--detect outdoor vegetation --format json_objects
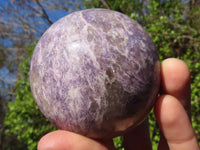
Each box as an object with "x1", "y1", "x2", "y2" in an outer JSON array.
[{"x1": 0, "y1": 0, "x2": 200, "y2": 149}]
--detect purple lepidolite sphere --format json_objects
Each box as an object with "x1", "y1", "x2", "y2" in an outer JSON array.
[{"x1": 30, "y1": 9, "x2": 160, "y2": 139}]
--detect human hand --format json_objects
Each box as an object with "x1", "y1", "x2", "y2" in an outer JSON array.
[{"x1": 38, "y1": 58, "x2": 200, "y2": 150}]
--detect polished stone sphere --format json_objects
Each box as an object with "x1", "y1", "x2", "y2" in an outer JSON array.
[{"x1": 30, "y1": 9, "x2": 160, "y2": 139}]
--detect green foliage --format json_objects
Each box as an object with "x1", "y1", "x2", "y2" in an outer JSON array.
[
  {"x1": 113, "y1": 136, "x2": 124, "y2": 150},
  {"x1": 185, "y1": 51, "x2": 200, "y2": 142},
  {"x1": 4, "y1": 44, "x2": 56, "y2": 150}
]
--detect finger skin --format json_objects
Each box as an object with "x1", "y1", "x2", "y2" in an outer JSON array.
[
  {"x1": 160, "y1": 58, "x2": 191, "y2": 114},
  {"x1": 155, "y1": 95, "x2": 200, "y2": 150},
  {"x1": 158, "y1": 58, "x2": 191, "y2": 149},
  {"x1": 37, "y1": 130, "x2": 114, "y2": 150},
  {"x1": 157, "y1": 58, "x2": 199, "y2": 149}
]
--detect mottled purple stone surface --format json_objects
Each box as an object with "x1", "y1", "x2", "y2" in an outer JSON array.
[{"x1": 30, "y1": 9, "x2": 160, "y2": 139}]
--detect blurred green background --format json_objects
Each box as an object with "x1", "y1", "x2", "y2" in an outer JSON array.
[{"x1": 0, "y1": 0, "x2": 199, "y2": 149}]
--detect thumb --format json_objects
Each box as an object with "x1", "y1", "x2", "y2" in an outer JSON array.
[{"x1": 38, "y1": 130, "x2": 114, "y2": 150}]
